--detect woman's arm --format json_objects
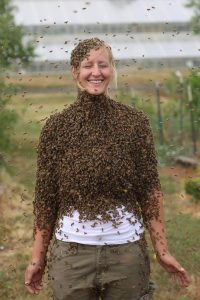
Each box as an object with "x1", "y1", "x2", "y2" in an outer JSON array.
[
  {"x1": 25, "y1": 116, "x2": 59, "y2": 295},
  {"x1": 25, "y1": 226, "x2": 54, "y2": 295},
  {"x1": 147, "y1": 190, "x2": 190, "y2": 287},
  {"x1": 134, "y1": 112, "x2": 190, "y2": 287},
  {"x1": 31, "y1": 226, "x2": 53, "y2": 266}
]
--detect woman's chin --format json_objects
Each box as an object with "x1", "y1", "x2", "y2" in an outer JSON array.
[{"x1": 86, "y1": 87, "x2": 106, "y2": 96}]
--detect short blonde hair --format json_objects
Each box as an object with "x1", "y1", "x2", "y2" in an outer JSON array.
[{"x1": 70, "y1": 37, "x2": 117, "y2": 92}]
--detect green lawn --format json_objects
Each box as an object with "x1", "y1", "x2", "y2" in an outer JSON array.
[{"x1": 0, "y1": 83, "x2": 199, "y2": 300}]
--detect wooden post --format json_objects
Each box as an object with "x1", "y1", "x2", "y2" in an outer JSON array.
[
  {"x1": 175, "y1": 71, "x2": 184, "y2": 145},
  {"x1": 155, "y1": 81, "x2": 164, "y2": 145},
  {"x1": 187, "y1": 84, "x2": 197, "y2": 154}
]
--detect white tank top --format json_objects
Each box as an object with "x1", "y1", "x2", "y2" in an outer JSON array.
[{"x1": 55, "y1": 205, "x2": 144, "y2": 245}]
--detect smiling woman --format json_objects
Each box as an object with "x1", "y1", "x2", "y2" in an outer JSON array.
[
  {"x1": 70, "y1": 38, "x2": 117, "y2": 95},
  {"x1": 24, "y1": 37, "x2": 190, "y2": 300},
  {"x1": 72, "y1": 47, "x2": 113, "y2": 95}
]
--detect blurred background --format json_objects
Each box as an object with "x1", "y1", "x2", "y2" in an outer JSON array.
[
  {"x1": 10, "y1": 0, "x2": 200, "y2": 72},
  {"x1": 0, "y1": 1, "x2": 200, "y2": 299}
]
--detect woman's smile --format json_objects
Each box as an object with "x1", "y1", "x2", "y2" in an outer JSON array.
[
  {"x1": 88, "y1": 79, "x2": 104, "y2": 85},
  {"x1": 88, "y1": 79, "x2": 103, "y2": 84}
]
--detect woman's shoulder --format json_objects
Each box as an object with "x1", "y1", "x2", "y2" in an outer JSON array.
[
  {"x1": 111, "y1": 98, "x2": 149, "y2": 123},
  {"x1": 42, "y1": 103, "x2": 75, "y2": 131},
  {"x1": 41, "y1": 111, "x2": 60, "y2": 133}
]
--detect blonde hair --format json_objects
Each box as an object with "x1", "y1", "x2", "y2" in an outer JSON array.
[{"x1": 70, "y1": 37, "x2": 117, "y2": 93}]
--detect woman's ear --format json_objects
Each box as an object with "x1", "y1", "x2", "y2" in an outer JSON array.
[{"x1": 71, "y1": 66, "x2": 78, "y2": 80}]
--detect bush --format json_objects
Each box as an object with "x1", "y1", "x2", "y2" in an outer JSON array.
[
  {"x1": 185, "y1": 177, "x2": 200, "y2": 202},
  {"x1": 0, "y1": 82, "x2": 19, "y2": 163}
]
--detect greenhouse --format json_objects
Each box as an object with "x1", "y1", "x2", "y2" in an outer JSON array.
[{"x1": 12, "y1": 0, "x2": 200, "y2": 72}]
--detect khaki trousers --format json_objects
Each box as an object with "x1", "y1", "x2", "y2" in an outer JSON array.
[{"x1": 48, "y1": 237, "x2": 154, "y2": 300}]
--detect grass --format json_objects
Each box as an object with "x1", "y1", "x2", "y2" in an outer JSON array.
[
  {"x1": 0, "y1": 75, "x2": 200, "y2": 299},
  {"x1": 4, "y1": 70, "x2": 173, "y2": 88},
  {"x1": 1, "y1": 169, "x2": 199, "y2": 300},
  {"x1": 160, "y1": 175, "x2": 182, "y2": 195},
  {"x1": 3, "y1": 90, "x2": 74, "y2": 191},
  {"x1": 148, "y1": 174, "x2": 200, "y2": 300},
  {"x1": 149, "y1": 214, "x2": 200, "y2": 300}
]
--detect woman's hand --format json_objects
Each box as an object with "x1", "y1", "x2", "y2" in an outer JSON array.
[
  {"x1": 156, "y1": 252, "x2": 190, "y2": 287},
  {"x1": 25, "y1": 262, "x2": 45, "y2": 295}
]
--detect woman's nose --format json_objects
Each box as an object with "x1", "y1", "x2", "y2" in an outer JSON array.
[{"x1": 92, "y1": 65, "x2": 101, "y2": 76}]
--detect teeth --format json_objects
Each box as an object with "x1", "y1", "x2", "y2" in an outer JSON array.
[{"x1": 89, "y1": 80, "x2": 102, "y2": 83}]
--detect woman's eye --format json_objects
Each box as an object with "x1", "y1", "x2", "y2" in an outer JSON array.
[
  {"x1": 83, "y1": 65, "x2": 91, "y2": 68},
  {"x1": 100, "y1": 64, "x2": 108, "y2": 68}
]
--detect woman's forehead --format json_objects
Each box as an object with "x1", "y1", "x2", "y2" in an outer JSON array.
[{"x1": 82, "y1": 47, "x2": 110, "y2": 62}]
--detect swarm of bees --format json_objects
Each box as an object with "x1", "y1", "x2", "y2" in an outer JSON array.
[{"x1": 33, "y1": 37, "x2": 161, "y2": 264}]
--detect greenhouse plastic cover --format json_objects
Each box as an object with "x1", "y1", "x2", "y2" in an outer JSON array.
[
  {"x1": 13, "y1": 0, "x2": 194, "y2": 26},
  {"x1": 12, "y1": 0, "x2": 200, "y2": 63},
  {"x1": 36, "y1": 39, "x2": 200, "y2": 61}
]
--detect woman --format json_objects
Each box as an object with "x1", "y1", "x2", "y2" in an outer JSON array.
[{"x1": 25, "y1": 38, "x2": 190, "y2": 300}]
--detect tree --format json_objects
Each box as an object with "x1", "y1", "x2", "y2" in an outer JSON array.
[
  {"x1": 0, "y1": 0, "x2": 35, "y2": 71},
  {"x1": 186, "y1": 0, "x2": 200, "y2": 34},
  {"x1": 0, "y1": 0, "x2": 35, "y2": 166}
]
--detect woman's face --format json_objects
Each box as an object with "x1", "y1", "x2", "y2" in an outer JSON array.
[{"x1": 73, "y1": 47, "x2": 113, "y2": 95}]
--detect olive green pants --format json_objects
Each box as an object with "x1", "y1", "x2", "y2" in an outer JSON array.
[{"x1": 48, "y1": 238, "x2": 154, "y2": 300}]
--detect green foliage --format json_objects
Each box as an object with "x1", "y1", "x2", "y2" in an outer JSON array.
[
  {"x1": 185, "y1": 177, "x2": 200, "y2": 202},
  {"x1": 115, "y1": 72, "x2": 200, "y2": 166},
  {"x1": 0, "y1": 0, "x2": 35, "y2": 168},
  {"x1": 164, "y1": 70, "x2": 200, "y2": 138},
  {"x1": 184, "y1": 70, "x2": 200, "y2": 132},
  {"x1": 132, "y1": 95, "x2": 156, "y2": 116},
  {"x1": 0, "y1": 81, "x2": 19, "y2": 165},
  {"x1": 164, "y1": 73, "x2": 182, "y2": 95},
  {"x1": 0, "y1": 0, "x2": 35, "y2": 70},
  {"x1": 117, "y1": 89, "x2": 157, "y2": 117},
  {"x1": 185, "y1": 0, "x2": 200, "y2": 34}
]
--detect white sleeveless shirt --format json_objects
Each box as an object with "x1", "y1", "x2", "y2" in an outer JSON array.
[{"x1": 55, "y1": 205, "x2": 144, "y2": 245}]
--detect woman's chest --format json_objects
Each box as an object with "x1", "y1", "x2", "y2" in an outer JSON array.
[{"x1": 57, "y1": 122, "x2": 136, "y2": 177}]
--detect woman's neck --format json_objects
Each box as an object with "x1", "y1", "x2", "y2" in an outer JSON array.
[
  {"x1": 76, "y1": 89, "x2": 109, "y2": 106},
  {"x1": 74, "y1": 89, "x2": 111, "y2": 122}
]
